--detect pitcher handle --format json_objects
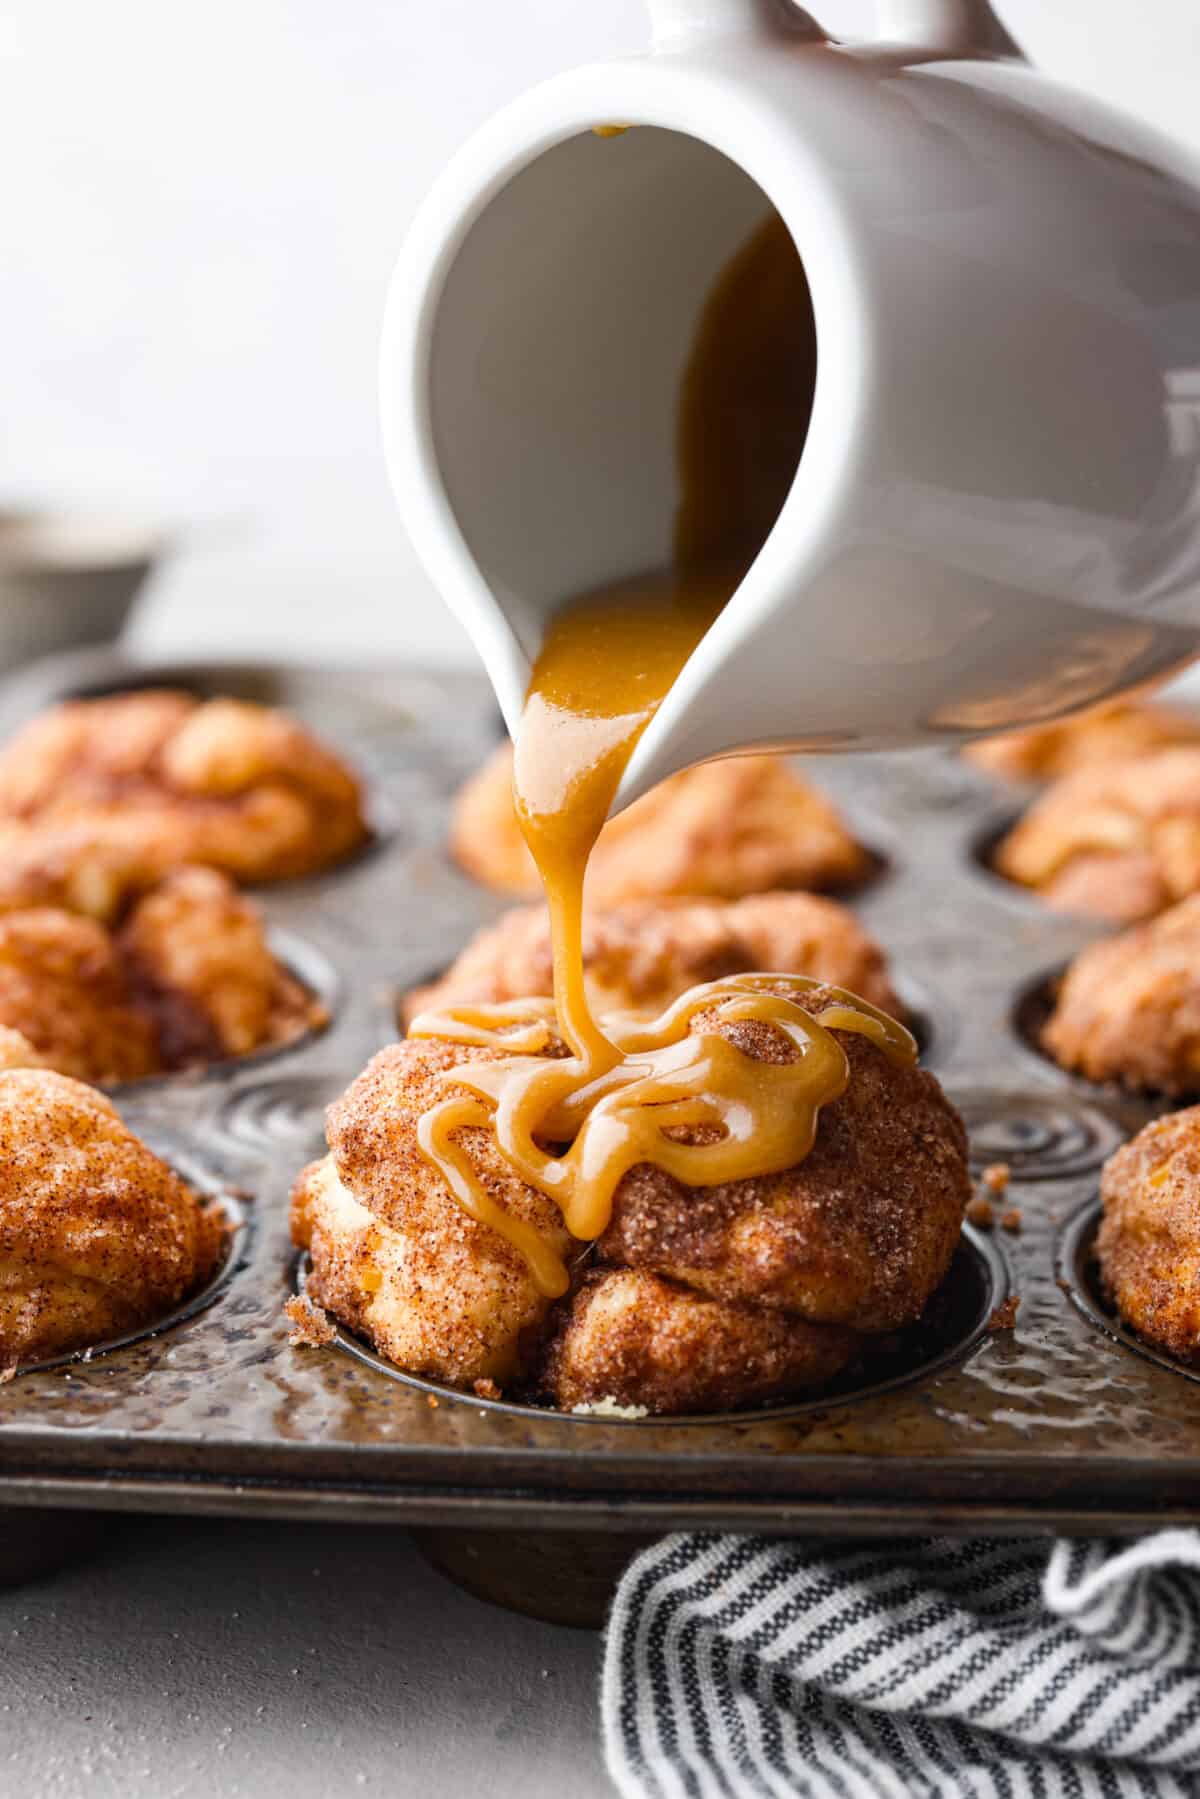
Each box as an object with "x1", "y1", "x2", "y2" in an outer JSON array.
[{"x1": 648, "y1": 0, "x2": 1020, "y2": 55}]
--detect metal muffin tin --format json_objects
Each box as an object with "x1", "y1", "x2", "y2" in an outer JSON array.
[{"x1": 2, "y1": 646, "x2": 1199, "y2": 1544}]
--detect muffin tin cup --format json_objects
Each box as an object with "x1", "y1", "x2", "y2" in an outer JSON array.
[
  {"x1": 1056, "y1": 1197, "x2": 1200, "y2": 1388},
  {"x1": 5, "y1": 650, "x2": 1200, "y2": 1610},
  {"x1": 295, "y1": 1226, "x2": 1008, "y2": 1429},
  {"x1": 13, "y1": 1188, "x2": 250, "y2": 1380}
]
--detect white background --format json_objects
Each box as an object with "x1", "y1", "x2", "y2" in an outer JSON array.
[{"x1": 3, "y1": 1, "x2": 1200, "y2": 666}]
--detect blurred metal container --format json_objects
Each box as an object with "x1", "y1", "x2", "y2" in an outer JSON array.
[{"x1": 0, "y1": 506, "x2": 166, "y2": 670}]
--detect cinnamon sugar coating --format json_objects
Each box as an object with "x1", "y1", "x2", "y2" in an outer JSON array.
[
  {"x1": 120, "y1": 866, "x2": 322, "y2": 1065},
  {"x1": 0, "y1": 1069, "x2": 224, "y2": 1368},
  {"x1": 0, "y1": 869, "x2": 322, "y2": 1084},
  {"x1": 404, "y1": 891, "x2": 900, "y2": 1027},
  {"x1": 967, "y1": 701, "x2": 1200, "y2": 782},
  {"x1": 541, "y1": 1268, "x2": 859, "y2": 1414},
  {"x1": 293, "y1": 984, "x2": 968, "y2": 1411},
  {"x1": 0, "y1": 689, "x2": 368, "y2": 892},
  {"x1": 291, "y1": 1036, "x2": 577, "y2": 1388},
  {"x1": 598, "y1": 988, "x2": 969, "y2": 1333},
  {"x1": 451, "y1": 743, "x2": 870, "y2": 904},
  {"x1": 994, "y1": 748, "x2": 1200, "y2": 923},
  {"x1": 1043, "y1": 895, "x2": 1200, "y2": 1094},
  {"x1": 0, "y1": 911, "x2": 161, "y2": 1083},
  {"x1": 1099, "y1": 1108, "x2": 1200, "y2": 1363}
]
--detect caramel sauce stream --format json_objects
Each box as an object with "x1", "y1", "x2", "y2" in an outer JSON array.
[{"x1": 410, "y1": 210, "x2": 915, "y2": 1297}]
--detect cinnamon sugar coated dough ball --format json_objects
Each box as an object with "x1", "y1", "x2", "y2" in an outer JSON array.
[
  {"x1": 541, "y1": 1269, "x2": 860, "y2": 1414},
  {"x1": 293, "y1": 983, "x2": 969, "y2": 1413},
  {"x1": 291, "y1": 1036, "x2": 578, "y2": 1389},
  {"x1": 994, "y1": 748, "x2": 1200, "y2": 923},
  {"x1": 0, "y1": 1026, "x2": 51, "y2": 1071},
  {"x1": 1043, "y1": 896, "x2": 1200, "y2": 1094},
  {"x1": 0, "y1": 818, "x2": 164, "y2": 925},
  {"x1": 404, "y1": 890, "x2": 900, "y2": 1027},
  {"x1": 0, "y1": 910, "x2": 161, "y2": 1083},
  {"x1": 0, "y1": 689, "x2": 368, "y2": 886},
  {"x1": 120, "y1": 867, "x2": 323, "y2": 1063},
  {"x1": 967, "y1": 700, "x2": 1200, "y2": 782},
  {"x1": 598, "y1": 984, "x2": 968, "y2": 1334},
  {"x1": 451, "y1": 743, "x2": 870, "y2": 903},
  {"x1": 1098, "y1": 1108, "x2": 1200, "y2": 1363},
  {"x1": 0, "y1": 1069, "x2": 224, "y2": 1368},
  {"x1": 0, "y1": 870, "x2": 321, "y2": 1083}
]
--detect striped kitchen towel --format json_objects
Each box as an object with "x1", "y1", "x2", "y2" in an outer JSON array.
[{"x1": 603, "y1": 1531, "x2": 1200, "y2": 1798}]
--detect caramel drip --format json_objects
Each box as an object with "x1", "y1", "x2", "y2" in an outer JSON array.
[
  {"x1": 411, "y1": 211, "x2": 893, "y2": 1297},
  {"x1": 511, "y1": 569, "x2": 728, "y2": 1069},
  {"x1": 410, "y1": 976, "x2": 916, "y2": 1297}
]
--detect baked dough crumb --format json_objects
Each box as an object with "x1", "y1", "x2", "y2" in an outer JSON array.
[
  {"x1": 284, "y1": 1293, "x2": 336, "y2": 1348},
  {"x1": 988, "y1": 1296, "x2": 1021, "y2": 1332},
  {"x1": 966, "y1": 1196, "x2": 995, "y2": 1229},
  {"x1": 570, "y1": 1396, "x2": 651, "y2": 1420}
]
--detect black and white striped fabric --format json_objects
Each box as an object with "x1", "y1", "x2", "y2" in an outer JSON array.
[{"x1": 603, "y1": 1531, "x2": 1200, "y2": 1798}]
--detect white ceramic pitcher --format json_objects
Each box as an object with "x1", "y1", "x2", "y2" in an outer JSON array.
[{"x1": 381, "y1": 0, "x2": 1200, "y2": 807}]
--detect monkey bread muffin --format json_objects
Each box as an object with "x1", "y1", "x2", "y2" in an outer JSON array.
[
  {"x1": 292, "y1": 983, "x2": 969, "y2": 1414},
  {"x1": 0, "y1": 1069, "x2": 224, "y2": 1371},
  {"x1": 451, "y1": 744, "x2": 871, "y2": 905},
  {"x1": 1043, "y1": 895, "x2": 1200, "y2": 1094},
  {"x1": 968, "y1": 699, "x2": 1200, "y2": 783},
  {"x1": 0, "y1": 689, "x2": 368, "y2": 890},
  {"x1": 1098, "y1": 1109, "x2": 1200, "y2": 1364},
  {"x1": 404, "y1": 890, "x2": 900, "y2": 1028},
  {"x1": 994, "y1": 748, "x2": 1200, "y2": 923}
]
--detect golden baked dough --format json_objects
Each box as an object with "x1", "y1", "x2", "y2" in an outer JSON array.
[
  {"x1": 1098, "y1": 1108, "x2": 1200, "y2": 1363},
  {"x1": 0, "y1": 870, "x2": 321, "y2": 1083},
  {"x1": 294, "y1": 984, "x2": 968, "y2": 1410},
  {"x1": 1043, "y1": 895, "x2": 1200, "y2": 1093},
  {"x1": 0, "y1": 690, "x2": 368, "y2": 888},
  {"x1": 451, "y1": 743, "x2": 869, "y2": 904},
  {"x1": 0, "y1": 817, "x2": 163, "y2": 924},
  {"x1": 0, "y1": 1069, "x2": 224, "y2": 1368},
  {"x1": 0, "y1": 910, "x2": 161, "y2": 1083},
  {"x1": 994, "y1": 748, "x2": 1200, "y2": 923},
  {"x1": 291, "y1": 1036, "x2": 577, "y2": 1388},
  {"x1": 967, "y1": 700, "x2": 1200, "y2": 782},
  {"x1": 541, "y1": 1269, "x2": 859, "y2": 1414},
  {"x1": 120, "y1": 866, "x2": 322, "y2": 1063},
  {"x1": 404, "y1": 891, "x2": 900, "y2": 1028},
  {"x1": 0, "y1": 1026, "x2": 50, "y2": 1071},
  {"x1": 598, "y1": 988, "x2": 968, "y2": 1333}
]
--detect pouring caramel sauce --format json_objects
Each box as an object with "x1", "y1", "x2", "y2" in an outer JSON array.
[{"x1": 410, "y1": 209, "x2": 916, "y2": 1297}]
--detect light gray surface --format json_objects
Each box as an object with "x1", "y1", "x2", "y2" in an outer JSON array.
[{"x1": 0, "y1": 1517, "x2": 611, "y2": 1798}]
